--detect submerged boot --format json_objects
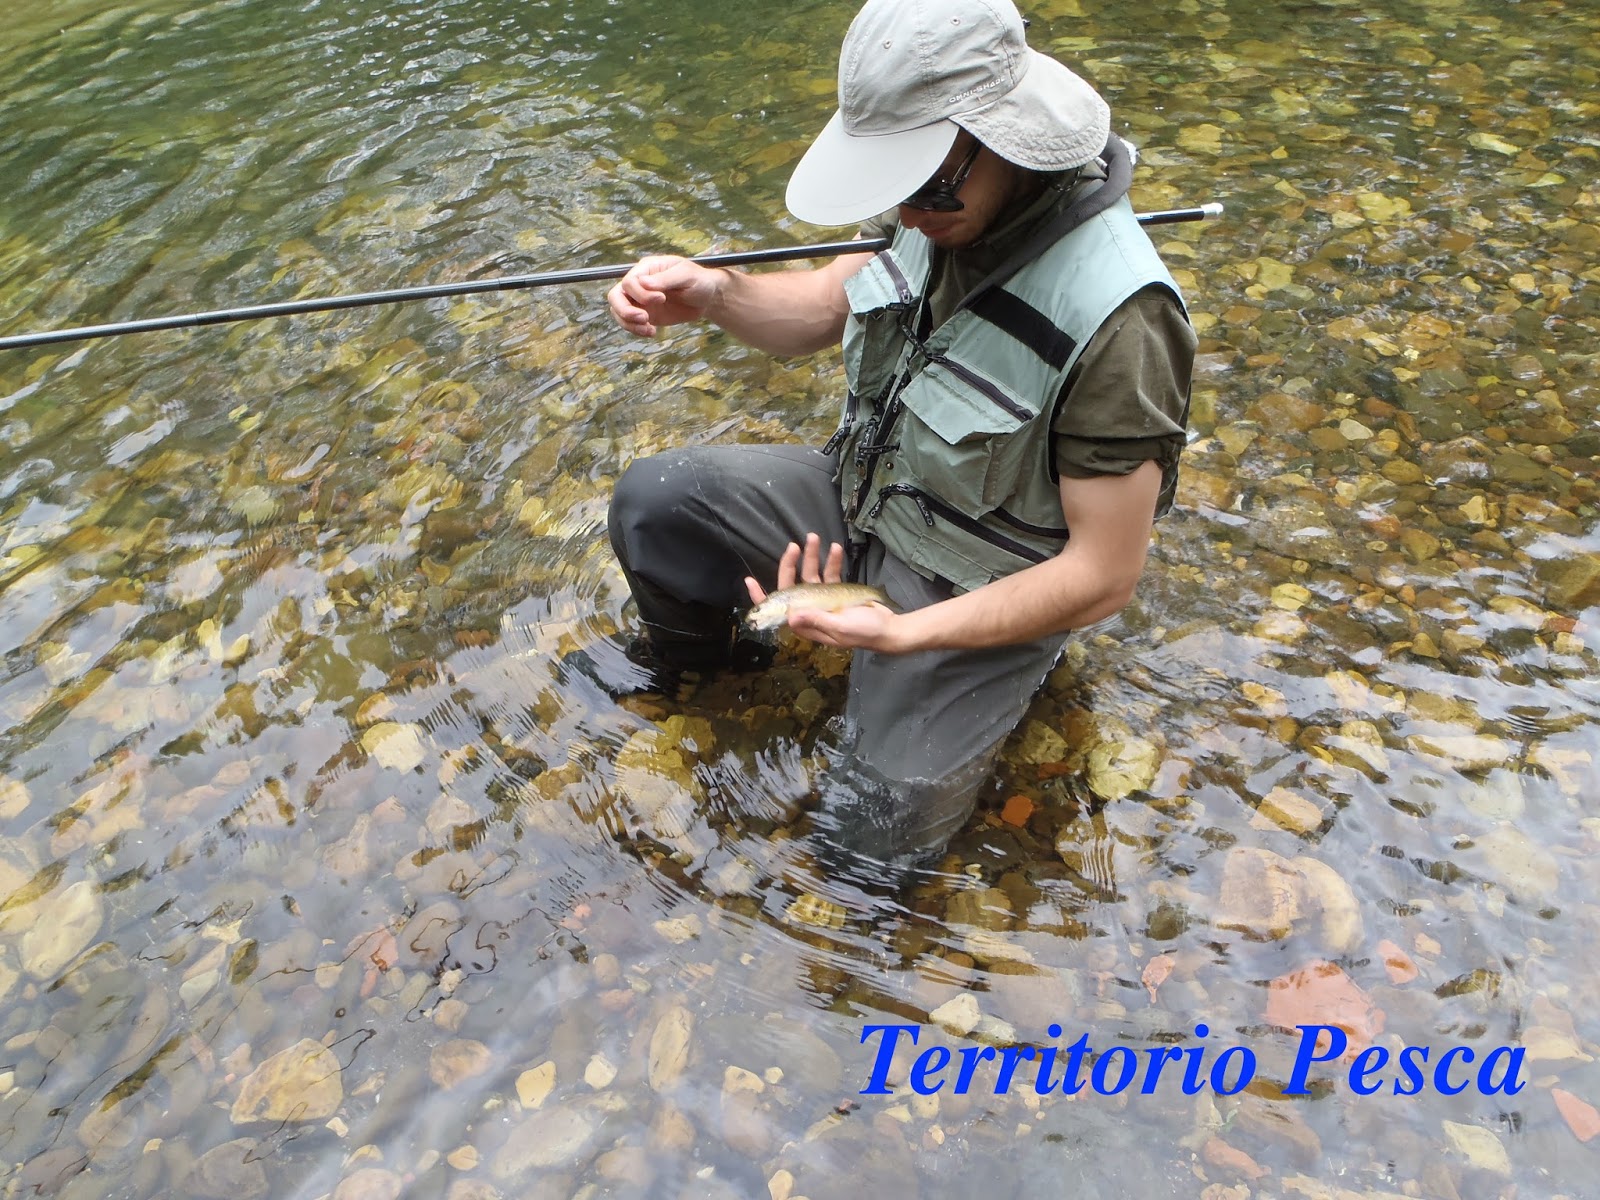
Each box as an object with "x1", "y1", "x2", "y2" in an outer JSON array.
[{"x1": 562, "y1": 629, "x2": 771, "y2": 700}]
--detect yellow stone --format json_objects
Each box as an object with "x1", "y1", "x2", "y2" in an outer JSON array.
[
  {"x1": 785, "y1": 894, "x2": 846, "y2": 930},
  {"x1": 1467, "y1": 132, "x2": 1521, "y2": 157},
  {"x1": 648, "y1": 1007, "x2": 694, "y2": 1092},
  {"x1": 1178, "y1": 124, "x2": 1224, "y2": 155},
  {"x1": 1271, "y1": 583, "x2": 1313, "y2": 611},
  {"x1": 515, "y1": 1061, "x2": 556, "y2": 1109},
  {"x1": 231, "y1": 1039, "x2": 344, "y2": 1124}
]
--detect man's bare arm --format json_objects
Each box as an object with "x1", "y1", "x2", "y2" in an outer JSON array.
[
  {"x1": 607, "y1": 248, "x2": 874, "y2": 357},
  {"x1": 784, "y1": 460, "x2": 1164, "y2": 652}
]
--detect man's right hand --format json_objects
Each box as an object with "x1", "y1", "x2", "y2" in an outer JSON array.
[{"x1": 606, "y1": 255, "x2": 728, "y2": 338}]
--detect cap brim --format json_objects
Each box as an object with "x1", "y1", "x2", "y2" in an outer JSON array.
[
  {"x1": 958, "y1": 51, "x2": 1110, "y2": 172},
  {"x1": 785, "y1": 112, "x2": 958, "y2": 227}
]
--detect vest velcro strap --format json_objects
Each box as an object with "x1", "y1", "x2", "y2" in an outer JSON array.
[{"x1": 967, "y1": 288, "x2": 1078, "y2": 371}]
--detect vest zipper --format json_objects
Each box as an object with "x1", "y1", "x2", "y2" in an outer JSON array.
[
  {"x1": 878, "y1": 252, "x2": 914, "y2": 304},
  {"x1": 926, "y1": 352, "x2": 1035, "y2": 423},
  {"x1": 868, "y1": 484, "x2": 1060, "y2": 565},
  {"x1": 823, "y1": 389, "x2": 859, "y2": 456}
]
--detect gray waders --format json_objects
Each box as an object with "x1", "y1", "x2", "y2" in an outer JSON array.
[{"x1": 608, "y1": 443, "x2": 1067, "y2": 872}]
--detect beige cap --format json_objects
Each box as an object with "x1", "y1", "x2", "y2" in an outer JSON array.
[{"x1": 786, "y1": 0, "x2": 1111, "y2": 226}]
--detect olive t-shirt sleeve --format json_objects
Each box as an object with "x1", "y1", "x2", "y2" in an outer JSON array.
[
  {"x1": 1052, "y1": 285, "x2": 1196, "y2": 517},
  {"x1": 858, "y1": 212, "x2": 899, "y2": 245}
]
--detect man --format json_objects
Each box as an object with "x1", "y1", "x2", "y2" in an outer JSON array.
[{"x1": 602, "y1": 0, "x2": 1194, "y2": 872}]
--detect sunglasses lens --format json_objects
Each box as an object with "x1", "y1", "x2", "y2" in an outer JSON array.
[{"x1": 902, "y1": 188, "x2": 962, "y2": 212}]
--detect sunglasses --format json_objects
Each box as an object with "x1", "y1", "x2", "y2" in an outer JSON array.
[{"x1": 901, "y1": 140, "x2": 981, "y2": 212}]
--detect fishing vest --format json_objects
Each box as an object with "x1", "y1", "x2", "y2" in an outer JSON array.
[{"x1": 829, "y1": 196, "x2": 1186, "y2": 595}]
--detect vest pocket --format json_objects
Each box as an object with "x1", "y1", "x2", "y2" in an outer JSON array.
[{"x1": 894, "y1": 358, "x2": 1036, "y2": 513}]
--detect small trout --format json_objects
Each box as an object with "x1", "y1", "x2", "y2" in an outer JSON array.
[{"x1": 744, "y1": 582, "x2": 890, "y2": 631}]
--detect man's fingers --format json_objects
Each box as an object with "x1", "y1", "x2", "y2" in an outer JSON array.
[
  {"x1": 745, "y1": 576, "x2": 766, "y2": 605},
  {"x1": 776, "y1": 541, "x2": 802, "y2": 590},
  {"x1": 824, "y1": 541, "x2": 845, "y2": 583},
  {"x1": 801, "y1": 533, "x2": 823, "y2": 584}
]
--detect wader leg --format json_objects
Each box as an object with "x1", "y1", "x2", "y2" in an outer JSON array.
[
  {"x1": 608, "y1": 444, "x2": 848, "y2": 666},
  {"x1": 813, "y1": 543, "x2": 1068, "y2": 873}
]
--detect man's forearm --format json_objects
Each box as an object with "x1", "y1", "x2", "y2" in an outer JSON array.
[
  {"x1": 895, "y1": 549, "x2": 1138, "y2": 652},
  {"x1": 704, "y1": 262, "x2": 857, "y2": 357}
]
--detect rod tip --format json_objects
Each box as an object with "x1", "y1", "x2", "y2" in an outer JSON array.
[{"x1": 1201, "y1": 202, "x2": 1225, "y2": 218}]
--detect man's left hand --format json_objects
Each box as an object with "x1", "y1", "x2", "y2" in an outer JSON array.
[{"x1": 744, "y1": 533, "x2": 910, "y2": 654}]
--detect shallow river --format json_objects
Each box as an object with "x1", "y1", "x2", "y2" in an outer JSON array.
[{"x1": 1, "y1": 0, "x2": 1598, "y2": 1197}]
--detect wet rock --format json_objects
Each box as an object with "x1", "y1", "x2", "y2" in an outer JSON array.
[
  {"x1": 1202, "y1": 1137, "x2": 1268, "y2": 1181},
  {"x1": 983, "y1": 965, "x2": 1078, "y2": 1032},
  {"x1": 1534, "y1": 548, "x2": 1600, "y2": 611},
  {"x1": 333, "y1": 1168, "x2": 404, "y2": 1200},
  {"x1": 447, "y1": 1181, "x2": 503, "y2": 1200},
  {"x1": 1400, "y1": 528, "x2": 1441, "y2": 562},
  {"x1": 1552, "y1": 1088, "x2": 1600, "y2": 1142},
  {"x1": 721, "y1": 1087, "x2": 775, "y2": 1160},
  {"x1": 1290, "y1": 855, "x2": 1363, "y2": 953},
  {"x1": 77, "y1": 1092, "x2": 141, "y2": 1153},
  {"x1": 584, "y1": 1053, "x2": 617, "y2": 1089},
  {"x1": 1525, "y1": 997, "x2": 1591, "y2": 1064},
  {"x1": 491, "y1": 1106, "x2": 597, "y2": 1176},
  {"x1": 1216, "y1": 847, "x2": 1302, "y2": 940},
  {"x1": 1248, "y1": 392, "x2": 1326, "y2": 433},
  {"x1": 1251, "y1": 787, "x2": 1324, "y2": 836},
  {"x1": 1264, "y1": 960, "x2": 1384, "y2": 1054},
  {"x1": 18, "y1": 1148, "x2": 90, "y2": 1196},
  {"x1": 1319, "y1": 720, "x2": 1391, "y2": 777},
  {"x1": 945, "y1": 887, "x2": 1015, "y2": 932},
  {"x1": 1440, "y1": 1119, "x2": 1510, "y2": 1175},
  {"x1": 516, "y1": 1060, "x2": 556, "y2": 1108},
  {"x1": 230, "y1": 1039, "x2": 344, "y2": 1124},
  {"x1": 1377, "y1": 939, "x2": 1420, "y2": 985},
  {"x1": 653, "y1": 914, "x2": 703, "y2": 944},
  {"x1": 648, "y1": 1006, "x2": 694, "y2": 1091},
  {"x1": 1086, "y1": 736, "x2": 1161, "y2": 800},
  {"x1": 930, "y1": 993, "x2": 981, "y2": 1036},
  {"x1": 596, "y1": 1144, "x2": 657, "y2": 1188},
  {"x1": 1233, "y1": 1094, "x2": 1322, "y2": 1166},
  {"x1": 401, "y1": 901, "x2": 465, "y2": 968},
  {"x1": 361, "y1": 722, "x2": 427, "y2": 771},
  {"x1": 960, "y1": 929, "x2": 1035, "y2": 968},
  {"x1": 785, "y1": 893, "x2": 846, "y2": 930},
  {"x1": 1406, "y1": 733, "x2": 1510, "y2": 774},
  {"x1": 430, "y1": 1039, "x2": 492, "y2": 1089},
  {"x1": 649, "y1": 1104, "x2": 697, "y2": 1153},
  {"x1": 1177, "y1": 468, "x2": 1238, "y2": 511},
  {"x1": 183, "y1": 1139, "x2": 269, "y2": 1200},
  {"x1": 21, "y1": 879, "x2": 103, "y2": 979},
  {"x1": 0, "y1": 775, "x2": 30, "y2": 819},
  {"x1": 1467, "y1": 823, "x2": 1559, "y2": 902},
  {"x1": 1014, "y1": 720, "x2": 1069, "y2": 765}
]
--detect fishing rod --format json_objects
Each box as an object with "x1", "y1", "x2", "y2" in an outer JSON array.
[{"x1": 0, "y1": 203, "x2": 1222, "y2": 351}]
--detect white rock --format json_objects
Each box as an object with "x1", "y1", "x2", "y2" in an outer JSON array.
[
  {"x1": 22, "y1": 879, "x2": 103, "y2": 979},
  {"x1": 930, "y1": 994, "x2": 981, "y2": 1036}
]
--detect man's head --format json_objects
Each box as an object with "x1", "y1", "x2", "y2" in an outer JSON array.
[{"x1": 786, "y1": 0, "x2": 1111, "y2": 230}]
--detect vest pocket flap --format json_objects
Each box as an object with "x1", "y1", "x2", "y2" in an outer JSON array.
[
  {"x1": 904, "y1": 358, "x2": 1034, "y2": 444},
  {"x1": 843, "y1": 251, "x2": 916, "y2": 315}
]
